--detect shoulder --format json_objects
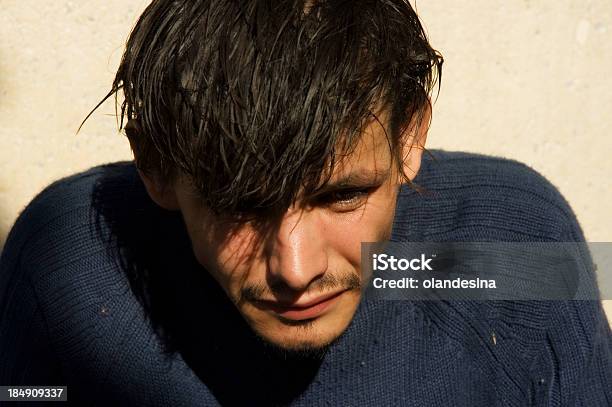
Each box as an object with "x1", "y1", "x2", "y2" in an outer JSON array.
[
  {"x1": 0, "y1": 161, "x2": 148, "y2": 340},
  {"x1": 390, "y1": 151, "x2": 611, "y2": 403},
  {"x1": 0, "y1": 162, "x2": 148, "y2": 323},
  {"x1": 393, "y1": 150, "x2": 584, "y2": 242},
  {"x1": 1, "y1": 162, "x2": 141, "y2": 273},
  {"x1": 0, "y1": 162, "x2": 195, "y2": 397}
]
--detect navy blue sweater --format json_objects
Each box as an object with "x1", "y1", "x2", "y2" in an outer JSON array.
[{"x1": 1, "y1": 151, "x2": 610, "y2": 406}]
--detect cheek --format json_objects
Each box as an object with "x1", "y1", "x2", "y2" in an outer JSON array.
[
  {"x1": 322, "y1": 193, "x2": 397, "y2": 267},
  {"x1": 186, "y1": 220, "x2": 259, "y2": 292}
]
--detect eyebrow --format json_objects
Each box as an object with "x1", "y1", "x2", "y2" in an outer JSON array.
[{"x1": 314, "y1": 168, "x2": 392, "y2": 194}]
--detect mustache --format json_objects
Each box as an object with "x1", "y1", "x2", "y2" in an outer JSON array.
[{"x1": 240, "y1": 271, "x2": 362, "y2": 303}]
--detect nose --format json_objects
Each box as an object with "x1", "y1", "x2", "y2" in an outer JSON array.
[{"x1": 266, "y1": 208, "x2": 328, "y2": 292}]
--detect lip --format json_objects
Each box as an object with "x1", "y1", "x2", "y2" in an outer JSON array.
[{"x1": 254, "y1": 290, "x2": 346, "y2": 321}]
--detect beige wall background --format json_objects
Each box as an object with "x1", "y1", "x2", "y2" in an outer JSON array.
[{"x1": 0, "y1": 1, "x2": 610, "y2": 319}]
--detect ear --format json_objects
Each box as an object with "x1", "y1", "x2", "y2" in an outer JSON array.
[
  {"x1": 401, "y1": 104, "x2": 431, "y2": 181},
  {"x1": 125, "y1": 119, "x2": 180, "y2": 211},
  {"x1": 136, "y1": 169, "x2": 180, "y2": 211}
]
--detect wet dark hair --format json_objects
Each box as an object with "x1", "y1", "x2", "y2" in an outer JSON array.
[{"x1": 100, "y1": 0, "x2": 442, "y2": 219}]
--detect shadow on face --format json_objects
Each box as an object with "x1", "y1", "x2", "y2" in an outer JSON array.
[{"x1": 92, "y1": 162, "x2": 327, "y2": 406}]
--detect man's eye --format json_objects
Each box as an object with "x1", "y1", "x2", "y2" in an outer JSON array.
[{"x1": 315, "y1": 188, "x2": 372, "y2": 211}]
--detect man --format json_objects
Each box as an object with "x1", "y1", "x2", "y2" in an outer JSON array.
[{"x1": 1, "y1": 1, "x2": 610, "y2": 406}]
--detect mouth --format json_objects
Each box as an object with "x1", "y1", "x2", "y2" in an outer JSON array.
[{"x1": 253, "y1": 290, "x2": 347, "y2": 321}]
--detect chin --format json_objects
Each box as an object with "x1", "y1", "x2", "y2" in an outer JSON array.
[
  {"x1": 251, "y1": 320, "x2": 342, "y2": 360},
  {"x1": 243, "y1": 290, "x2": 361, "y2": 356}
]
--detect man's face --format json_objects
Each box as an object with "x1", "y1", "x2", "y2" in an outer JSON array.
[{"x1": 171, "y1": 116, "x2": 408, "y2": 352}]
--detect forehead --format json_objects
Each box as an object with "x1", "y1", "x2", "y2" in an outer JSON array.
[
  {"x1": 324, "y1": 112, "x2": 394, "y2": 183},
  {"x1": 176, "y1": 110, "x2": 396, "y2": 217}
]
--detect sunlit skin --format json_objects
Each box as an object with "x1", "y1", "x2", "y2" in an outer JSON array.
[{"x1": 136, "y1": 109, "x2": 428, "y2": 352}]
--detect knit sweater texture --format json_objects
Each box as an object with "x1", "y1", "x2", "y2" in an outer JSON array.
[{"x1": 1, "y1": 150, "x2": 610, "y2": 406}]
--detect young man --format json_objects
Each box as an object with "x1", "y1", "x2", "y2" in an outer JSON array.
[{"x1": 1, "y1": 1, "x2": 610, "y2": 405}]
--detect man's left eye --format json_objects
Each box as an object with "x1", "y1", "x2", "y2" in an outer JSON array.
[
  {"x1": 315, "y1": 188, "x2": 372, "y2": 211},
  {"x1": 332, "y1": 189, "x2": 367, "y2": 203}
]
